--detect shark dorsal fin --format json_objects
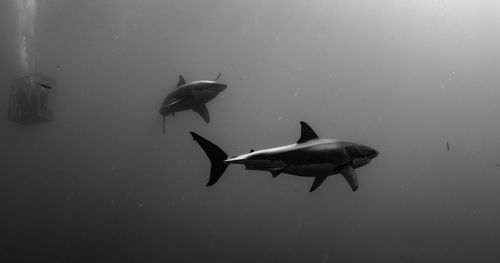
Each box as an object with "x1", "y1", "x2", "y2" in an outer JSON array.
[
  {"x1": 213, "y1": 72, "x2": 221, "y2": 81},
  {"x1": 177, "y1": 74, "x2": 186, "y2": 87},
  {"x1": 297, "y1": 121, "x2": 319, "y2": 143}
]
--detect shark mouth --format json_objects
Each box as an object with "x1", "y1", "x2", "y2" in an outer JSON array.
[{"x1": 352, "y1": 157, "x2": 371, "y2": 168}]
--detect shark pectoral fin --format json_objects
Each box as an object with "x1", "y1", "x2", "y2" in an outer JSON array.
[
  {"x1": 310, "y1": 175, "x2": 328, "y2": 192},
  {"x1": 297, "y1": 121, "x2": 319, "y2": 143},
  {"x1": 193, "y1": 104, "x2": 210, "y2": 123},
  {"x1": 340, "y1": 166, "x2": 358, "y2": 192},
  {"x1": 177, "y1": 74, "x2": 186, "y2": 87}
]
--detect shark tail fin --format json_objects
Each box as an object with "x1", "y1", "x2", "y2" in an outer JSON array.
[{"x1": 189, "y1": 132, "x2": 229, "y2": 186}]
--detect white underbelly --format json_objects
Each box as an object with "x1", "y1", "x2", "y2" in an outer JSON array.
[
  {"x1": 242, "y1": 159, "x2": 286, "y2": 170},
  {"x1": 235, "y1": 158, "x2": 346, "y2": 177}
]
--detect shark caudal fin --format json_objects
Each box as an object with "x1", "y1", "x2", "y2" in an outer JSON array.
[{"x1": 189, "y1": 132, "x2": 229, "y2": 186}]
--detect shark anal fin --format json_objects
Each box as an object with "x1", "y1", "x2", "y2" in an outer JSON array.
[
  {"x1": 269, "y1": 164, "x2": 289, "y2": 178},
  {"x1": 310, "y1": 175, "x2": 328, "y2": 192},
  {"x1": 297, "y1": 121, "x2": 319, "y2": 143},
  {"x1": 177, "y1": 74, "x2": 186, "y2": 87},
  {"x1": 340, "y1": 166, "x2": 358, "y2": 192},
  {"x1": 193, "y1": 104, "x2": 210, "y2": 123}
]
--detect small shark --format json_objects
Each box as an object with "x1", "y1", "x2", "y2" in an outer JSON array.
[
  {"x1": 190, "y1": 121, "x2": 379, "y2": 192},
  {"x1": 159, "y1": 73, "x2": 227, "y2": 133}
]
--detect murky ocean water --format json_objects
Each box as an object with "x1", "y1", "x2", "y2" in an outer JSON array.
[{"x1": 1, "y1": 1, "x2": 500, "y2": 262}]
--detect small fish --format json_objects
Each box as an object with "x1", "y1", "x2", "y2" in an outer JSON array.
[
  {"x1": 37, "y1": 83, "x2": 53, "y2": 89},
  {"x1": 496, "y1": 163, "x2": 500, "y2": 167},
  {"x1": 446, "y1": 141, "x2": 450, "y2": 151}
]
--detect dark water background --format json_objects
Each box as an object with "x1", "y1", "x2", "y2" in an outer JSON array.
[{"x1": 1, "y1": 0, "x2": 500, "y2": 262}]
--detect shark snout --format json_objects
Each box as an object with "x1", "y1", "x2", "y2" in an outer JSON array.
[
  {"x1": 368, "y1": 148, "x2": 379, "y2": 159},
  {"x1": 212, "y1": 83, "x2": 227, "y2": 92},
  {"x1": 347, "y1": 144, "x2": 379, "y2": 160}
]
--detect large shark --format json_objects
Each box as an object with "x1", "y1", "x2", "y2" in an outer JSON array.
[
  {"x1": 159, "y1": 73, "x2": 227, "y2": 133},
  {"x1": 189, "y1": 121, "x2": 379, "y2": 192}
]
